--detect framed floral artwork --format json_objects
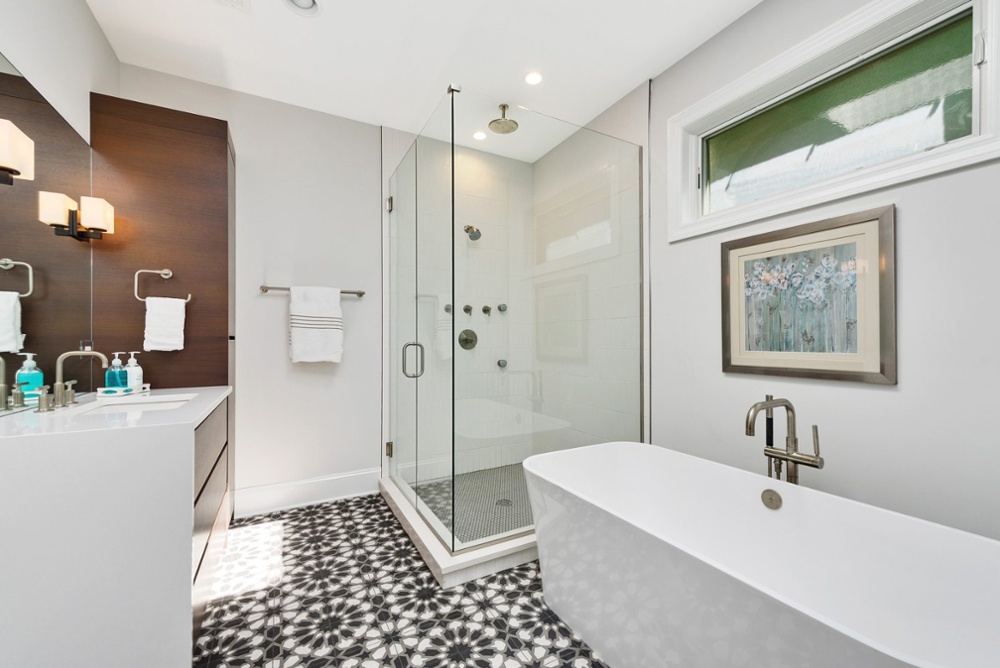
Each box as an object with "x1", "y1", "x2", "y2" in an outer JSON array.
[{"x1": 721, "y1": 206, "x2": 896, "y2": 384}]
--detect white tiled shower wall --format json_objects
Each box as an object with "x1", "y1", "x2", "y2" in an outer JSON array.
[
  {"x1": 530, "y1": 129, "x2": 643, "y2": 454},
  {"x1": 389, "y1": 128, "x2": 641, "y2": 483}
]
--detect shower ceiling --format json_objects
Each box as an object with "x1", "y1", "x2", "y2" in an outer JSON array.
[{"x1": 84, "y1": 0, "x2": 763, "y2": 135}]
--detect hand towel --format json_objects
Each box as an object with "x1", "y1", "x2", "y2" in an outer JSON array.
[
  {"x1": 0, "y1": 291, "x2": 24, "y2": 353},
  {"x1": 144, "y1": 297, "x2": 187, "y2": 351},
  {"x1": 434, "y1": 294, "x2": 453, "y2": 360},
  {"x1": 289, "y1": 287, "x2": 343, "y2": 363}
]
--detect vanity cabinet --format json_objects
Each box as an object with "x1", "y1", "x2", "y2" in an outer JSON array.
[
  {"x1": 0, "y1": 386, "x2": 232, "y2": 668},
  {"x1": 192, "y1": 398, "x2": 230, "y2": 638}
]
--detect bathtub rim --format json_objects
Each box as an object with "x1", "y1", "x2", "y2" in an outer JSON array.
[{"x1": 524, "y1": 441, "x2": 1000, "y2": 668}]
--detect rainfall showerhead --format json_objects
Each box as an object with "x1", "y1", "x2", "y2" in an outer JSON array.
[
  {"x1": 488, "y1": 104, "x2": 519, "y2": 135},
  {"x1": 464, "y1": 225, "x2": 482, "y2": 241}
]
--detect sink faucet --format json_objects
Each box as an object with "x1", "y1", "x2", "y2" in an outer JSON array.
[
  {"x1": 745, "y1": 397, "x2": 823, "y2": 484},
  {"x1": 54, "y1": 350, "x2": 109, "y2": 409}
]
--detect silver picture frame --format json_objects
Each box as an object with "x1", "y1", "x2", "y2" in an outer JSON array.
[{"x1": 721, "y1": 205, "x2": 896, "y2": 384}]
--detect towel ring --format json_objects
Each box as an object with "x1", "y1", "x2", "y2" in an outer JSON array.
[
  {"x1": 134, "y1": 268, "x2": 192, "y2": 303},
  {"x1": 0, "y1": 258, "x2": 34, "y2": 298}
]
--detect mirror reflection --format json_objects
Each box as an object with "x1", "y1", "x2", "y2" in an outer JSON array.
[{"x1": 0, "y1": 49, "x2": 96, "y2": 405}]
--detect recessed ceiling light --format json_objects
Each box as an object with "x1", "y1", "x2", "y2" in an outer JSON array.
[
  {"x1": 524, "y1": 72, "x2": 543, "y2": 86},
  {"x1": 283, "y1": 0, "x2": 321, "y2": 16},
  {"x1": 473, "y1": 131, "x2": 487, "y2": 141}
]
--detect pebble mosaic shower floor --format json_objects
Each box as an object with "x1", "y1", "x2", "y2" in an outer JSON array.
[
  {"x1": 415, "y1": 464, "x2": 534, "y2": 544},
  {"x1": 193, "y1": 494, "x2": 608, "y2": 668}
]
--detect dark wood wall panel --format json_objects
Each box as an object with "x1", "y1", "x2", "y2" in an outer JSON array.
[
  {"x1": 0, "y1": 73, "x2": 97, "y2": 390},
  {"x1": 91, "y1": 94, "x2": 230, "y2": 389}
]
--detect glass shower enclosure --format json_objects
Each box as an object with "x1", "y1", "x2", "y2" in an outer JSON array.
[{"x1": 387, "y1": 87, "x2": 642, "y2": 553}]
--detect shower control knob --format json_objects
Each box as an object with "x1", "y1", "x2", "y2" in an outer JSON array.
[
  {"x1": 463, "y1": 305, "x2": 473, "y2": 315},
  {"x1": 459, "y1": 329, "x2": 478, "y2": 350},
  {"x1": 497, "y1": 359, "x2": 507, "y2": 369},
  {"x1": 482, "y1": 305, "x2": 492, "y2": 316},
  {"x1": 497, "y1": 303, "x2": 507, "y2": 312},
  {"x1": 444, "y1": 304, "x2": 452, "y2": 314}
]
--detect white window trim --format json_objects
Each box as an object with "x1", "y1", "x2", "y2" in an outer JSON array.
[{"x1": 666, "y1": 0, "x2": 1000, "y2": 242}]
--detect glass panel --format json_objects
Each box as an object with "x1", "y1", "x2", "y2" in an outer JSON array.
[
  {"x1": 414, "y1": 96, "x2": 456, "y2": 550},
  {"x1": 388, "y1": 88, "x2": 642, "y2": 554},
  {"x1": 448, "y1": 90, "x2": 642, "y2": 550},
  {"x1": 387, "y1": 142, "x2": 418, "y2": 504},
  {"x1": 704, "y1": 11, "x2": 973, "y2": 213}
]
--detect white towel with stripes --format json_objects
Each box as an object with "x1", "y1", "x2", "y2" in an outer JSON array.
[{"x1": 289, "y1": 286, "x2": 343, "y2": 363}]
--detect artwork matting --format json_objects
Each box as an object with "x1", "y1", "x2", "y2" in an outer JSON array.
[{"x1": 721, "y1": 206, "x2": 896, "y2": 384}]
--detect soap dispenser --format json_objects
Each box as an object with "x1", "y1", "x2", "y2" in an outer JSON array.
[
  {"x1": 125, "y1": 351, "x2": 144, "y2": 391},
  {"x1": 15, "y1": 353, "x2": 43, "y2": 404},
  {"x1": 105, "y1": 353, "x2": 128, "y2": 389}
]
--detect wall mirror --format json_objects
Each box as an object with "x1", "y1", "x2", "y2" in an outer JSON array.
[{"x1": 0, "y1": 49, "x2": 97, "y2": 398}]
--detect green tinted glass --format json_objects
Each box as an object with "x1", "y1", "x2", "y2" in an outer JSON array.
[{"x1": 704, "y1": 12, "x2": 973, "y2": 213}]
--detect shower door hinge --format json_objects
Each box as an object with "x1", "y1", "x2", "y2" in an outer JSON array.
[
  {"x1": 385, "y1": 441, "x2": 393, "y2": 457},
  {"x1": 385, "y1": 196, "x2": 393, "y2": 213}
]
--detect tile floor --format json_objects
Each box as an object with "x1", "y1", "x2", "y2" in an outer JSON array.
[{"x1": 193, "y1": 494, "x2": 608, "y2": 668}]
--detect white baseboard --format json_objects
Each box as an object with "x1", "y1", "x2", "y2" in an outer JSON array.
[{"x1": 235, "y1": 467, "x2": 381, "y2": 518}]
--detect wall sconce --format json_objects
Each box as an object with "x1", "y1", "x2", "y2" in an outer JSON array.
[
  {"x1": 38, "y1": 191, "x2": 115, "y2": 241},
  {"x1": 0, "y1": 119, "x2": 34, "y2": 186}
]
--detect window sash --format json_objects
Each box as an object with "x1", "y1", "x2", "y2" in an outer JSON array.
[{"x1": 700, "y1": 9, "x2": 975, "y2": 215}]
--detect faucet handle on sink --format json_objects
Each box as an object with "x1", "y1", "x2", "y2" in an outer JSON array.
[
  {"x1": 64, "y1": 379, "x2": 78, "y2": 405},
  {"x1": 35, "y1": 385, "x2": 53, "y2": 413}
]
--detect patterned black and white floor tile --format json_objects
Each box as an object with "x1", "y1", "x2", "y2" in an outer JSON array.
[
  {"x1": 416, "y1": 464, "x2": 534, "y2": 544},
  {"x1": 194, "y1": 494, "x2": 609, "y2": 668}
]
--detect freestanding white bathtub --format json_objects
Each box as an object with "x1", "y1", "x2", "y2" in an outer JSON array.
[{"x1": 524, "y1": 442, "x2": 1000, "y2": 668}]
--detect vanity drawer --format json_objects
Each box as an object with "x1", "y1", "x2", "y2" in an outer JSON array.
[
  {"x1": 193, "y1": 444, "x2": 227, "y2": 581},
  {"x1": 194, "y1": 399, "x2": 227, "y2": 499}
]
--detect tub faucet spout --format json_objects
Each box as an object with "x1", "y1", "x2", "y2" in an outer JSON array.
[{"x1": 746, "y1": 397, "x2": 822, "y2": 484}]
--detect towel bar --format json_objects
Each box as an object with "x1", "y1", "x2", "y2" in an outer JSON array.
[
  {"x1": 0, "y1": 258, "x2": 34, "y2": 297},
  {"x1": 260, "y1": 285, "x2": 365, "y2": 297},
  {"x1": 135, "y1": 268, "x2": 192, "y2": 303}
]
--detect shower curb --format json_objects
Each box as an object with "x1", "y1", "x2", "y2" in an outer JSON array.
[{"x1": 379, "y1": 478, "x2": 538, "y2": 588}]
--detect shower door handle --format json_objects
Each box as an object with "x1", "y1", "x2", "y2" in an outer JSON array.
[{"x1": 402, "y1": 342, "x2": 426, "y2": 378}]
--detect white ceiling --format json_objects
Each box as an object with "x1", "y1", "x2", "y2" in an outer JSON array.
[{"x1": 84, "y1": 0, "x2": 763, "y2": 135}]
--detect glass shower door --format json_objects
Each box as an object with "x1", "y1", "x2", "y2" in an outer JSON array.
[{"x1": 388, "y1": 143, "x2": 418, "y2": 501}]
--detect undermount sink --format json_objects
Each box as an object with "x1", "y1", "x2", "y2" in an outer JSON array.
[
  {"x1": 77, "y1": 393, "x2": 199, "y2": 415},
  {"x1": 83, "y1": 400, "x2": 191, "y2": 415}
]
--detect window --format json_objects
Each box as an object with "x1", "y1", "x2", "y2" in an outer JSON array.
[{"x1": 667, "y1": 0, "x2": 1000, "y2": 241}]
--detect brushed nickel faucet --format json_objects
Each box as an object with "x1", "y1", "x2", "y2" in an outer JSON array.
[
  {"x1": 54, "y1": 350, "x2": 109, "y2": 409},
  {"x1": 746, "y1": 396, "x2": 823, "y2": 484}
]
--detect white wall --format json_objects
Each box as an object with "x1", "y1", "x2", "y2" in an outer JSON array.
[
  {"x1": 0, "y1": 0, "x2": 119, "y2": 142},
  {"x1": 119, "y1": 65, "x2": 383, "y2": 516},
  {"x1": 649, "y1": 0, "x2": 1000, "y2": 540}
]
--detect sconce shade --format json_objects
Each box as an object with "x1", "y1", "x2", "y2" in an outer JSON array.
[
  {"x1": 81, "y1": 196, "x2": 114, "y2": 234},
  {"x1": 38, "y1": 191, "x2": 78, "y2": 226},
  {"x1": 0, "y1": 119, "x2": 34, "y2": 183}
]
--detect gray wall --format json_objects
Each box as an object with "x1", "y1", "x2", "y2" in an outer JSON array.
[
  {"x1": 649, "y1": 0, "x2": 1000, "y2": 540},
  {"x1": 119, "y1": 65, "x2": 383, "y2": 516}
]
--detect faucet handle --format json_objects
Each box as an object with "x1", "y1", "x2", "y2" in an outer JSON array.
[
  {"x1": 35, "y1": 385, "x2": 53, "y2": 413},
  {"x1": 812, "y1": 425, "x2": 820, "y2": 457},
  {"x1": 64, "y1": 379, "x2": 78, "y2": 405},
  {"x1": 11, "y1": 381, "x2": 27, "y2": 408}
]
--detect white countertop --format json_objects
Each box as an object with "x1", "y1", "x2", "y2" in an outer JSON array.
[{"x1": 0, "y1": 386, "x2": 231, "y2": 438}]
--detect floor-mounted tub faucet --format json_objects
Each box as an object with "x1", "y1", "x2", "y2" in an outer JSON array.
[{"x1": 745, "y1": 397, "x2": 823, "y2": 484}]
